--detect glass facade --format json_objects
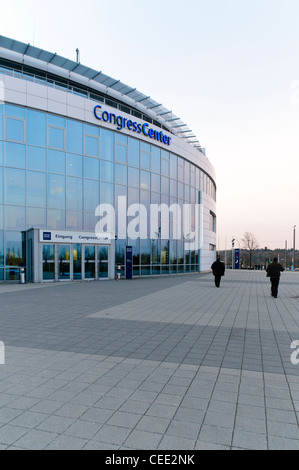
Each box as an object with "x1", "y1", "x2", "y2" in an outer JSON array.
[{"x1": 0, "y1": 102, "x2": 216, "y2": 280}]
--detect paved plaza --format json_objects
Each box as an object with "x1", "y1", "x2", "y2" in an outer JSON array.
[{"x1": 0, "y1": 270, "x2": 299, "y2": 450}]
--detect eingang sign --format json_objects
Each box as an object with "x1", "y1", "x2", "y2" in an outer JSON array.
[{"x1": 94, "y1": 105, "x2": 172, "y2": 146}]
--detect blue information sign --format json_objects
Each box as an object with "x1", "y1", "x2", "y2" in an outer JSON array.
[
  {"x1": 235, "y1": 249, "x2": 240, "y2": 269},
  {"x1": 126, "y1": 246, "x2": 133, "y2": 279}
]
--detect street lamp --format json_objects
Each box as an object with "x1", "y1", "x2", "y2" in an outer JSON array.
[
  {"x1": 293, "y1": 225, "x2": 296, "y2": 270},
  {"x1": 232, "y1": 238, "x2": 235, "y2": 270}
]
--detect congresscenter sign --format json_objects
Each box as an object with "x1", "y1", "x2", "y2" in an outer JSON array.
[{"x1": 94, "y1": 105, "x2": 172, "y2": 146}]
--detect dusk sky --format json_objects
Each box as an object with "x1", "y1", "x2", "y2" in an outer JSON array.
[{"x1": 1, "y1": 0, "x2": 298, "y2": 250}]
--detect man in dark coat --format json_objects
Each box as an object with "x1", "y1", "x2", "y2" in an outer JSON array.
[
  {"x1": 211, "y1": 255, "x2": 225, "y2": 288},
  {"x1": 266, "y1": 257, "x2": 285, "y2": 298}
]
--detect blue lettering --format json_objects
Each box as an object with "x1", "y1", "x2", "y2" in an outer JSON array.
[
  {"x1": 133, "y1": 122, "x2": 138, "y2": 132},
  {"x1": 116, "y1": 116, "x2": 123, "y2": 130},
  {"x1": 102, "y1": 111, "x2": 109, "y2": 122},
  {"x1": 137, "y1": 124, "x2": 142, "y2": 134},
  {"x1": 127, "y1": 120, "x2": 133, "y2": 130},
  {"x1": 94, "y1": 105, "x2": 102, "y2": 120},
  {"x1": 142, "y1": 123, "x2": 149, "y2": 136}
]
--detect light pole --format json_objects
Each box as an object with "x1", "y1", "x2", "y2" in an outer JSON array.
[
  {"x1": 293, "y1": 225, "x2": 296, "y2": 270},
  {"x1": 232, "y1": 238, "x2": 235, "y2": 270}
]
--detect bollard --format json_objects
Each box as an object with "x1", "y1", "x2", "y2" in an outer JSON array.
[{"x1": 19, "y1": 267, "x2": 25, "y2": 284}]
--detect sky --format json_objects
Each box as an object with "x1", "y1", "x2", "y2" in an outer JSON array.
[{"x1": 0, "y1": 0, "x2": 299, "y2": 250}]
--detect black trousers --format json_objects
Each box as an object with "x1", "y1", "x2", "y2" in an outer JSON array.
[
  {"x1": 270, "y1": 277, "x2": 280, "y2": 298},
  {"x1": 214, "y1": 275, "x2": 222, "y2": 287}
]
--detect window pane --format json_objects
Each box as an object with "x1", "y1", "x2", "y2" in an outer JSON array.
[
  {"x1": 151, "y1": 146, "x2": 160, "y2": 174},
  {"x1": 140, "y1": 171, "x2": 150, "y2": 191},
  {"x1": 115, "y1": 134, "x2": 127, "y2": 145},
  {"x1": 170, "y1": 154, "x2": 177, "y2": 180},
  {"x1": 128, "y1": 138, "x2": 139, "y2": 167},
  {"x1": 27, "y1": 110, "x2": 46, "y2": 147},
  {"x1": 100, "y1": 182, "x2": 114, "y2": 206},
  {"x1": 116, "y1": 144, "x2": 127, "y2": 164},
  {"x1": 27, "y1": 172, "x2": 46, "y2": 207},
  {"x1": 48, "y1": 115, "x2": 65, "y2": 127},
  {"x1": 26, "y1": 207, "x2": 46, "y2": 228},
  {"x1": 5, "y1": 142, "x2": 25, "y2": 168},
  {"x1": 84, "y1": 179, "x2": 99, "y2": 211},
  {"x1": 47, "y1": 209, "x2": 65, "y2": 229},
  {"x1": 0, "y1": 205, "x2": 2, "y2": 230},
  {"x1": 4, "y1": 104, "x2": 25, "y2": 118},
  {"x1": 49, "y1": 127, "x2": 65, "y2": 149},
  {"x1": 128, "y1": 167, "x2": 139, "y2": 188},
  {"x1": 84, "y1": 156, "x2": 99, "y2": 180},
  {"x1": 48, "y1": 149, "x2": 66, "y2": 174},
  {"x1": 161, "y1": 177, "x2": 169, "y2": 195},
  {"x1": 100, "y1": 160, "x2": 114, "y2": 182},
  {"x1": 0, "y1": 104, "x2": 2, "y2": 140},
  {"x1": 100, "y1": 129, "x2": 114, "y2": 161},
  {"x1": 0, "y1": 230, "x2": 3, "y2": 267},
  {"x1": 0, "y1": 168, "x2": 3, "y2": 204},
  {"x1": 151, "y1": 173, "x2": 160, "y2": 193},
  {"x1": 85, "y1": 135, "x2": 98, "y2": 157},
  {"x1": 115, "y1": 164, "x2": 127, "y2": 185},
  {"x1": 85, "y1": 123, "x2": 99, "y2": 136},
  {"x1": 5, "y1": 168, "x2": 25, "y2": 205},
  {"x1": 66, "y1": 211, "x2": 83, "y2": 230},
  {"x1": 48, "y1": 174, "x2": 65, "y2": 209},
  {"x1": 6, "y1": 118, "x2": 24, "y2": 142},
  {"x1": 66, "y1": 177, "x2": 83, "y2": 211},
  {"x1": 66, "y1": 153, "x2": 82, "y2": 177},
  {"x1": 67, "y1": 120, "x2": 83, "y2": 154},
  {"x1": 5, "y1": 230, "x2": 24, "y2": 266},
  {"x1": 141, "y1": 152, "x2": 150, "y2": 170},
  {"x1": 27, "y1": 146, "x2": 46, "y2": 172},
  {"x1": 5, "y1": 205, "x2": 25, "y2": 229}
]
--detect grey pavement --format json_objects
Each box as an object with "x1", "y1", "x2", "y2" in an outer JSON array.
[{"x1": 0, "y1": 270, "x2": 299, "y2": 450}]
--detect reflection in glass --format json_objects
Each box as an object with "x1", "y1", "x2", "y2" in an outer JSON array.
[
  {"x1": 5, "y1": 142, "x2": 26, "y2": 168},
  {"x1": 115, "y1": 164, "x2": 127, "y2": 185},
  {"x1": 100, "y1": 129, "x2": 114, "y2": 161},
  {"x1": 26, "y1": 207, "x2": 46, "y2": 229},
  {"x1": 48, "y1": 149, "x2": 66, "y2": 174},
  {"x1": 100, "y1": 160, "x2": 114, "y2": 182},
  {"x1": 66, "y1": 177, "x2": 83, "y2": 211},
  {"x1": 85, "y1": 135, "x2": 98, "y2": 157},
  {"x1": 73, "y1": 243, "x2": 82, "y2": 280},
  {"x1": 47, "y1": 209, "x2": 65, "y2": 229},
  {"x1": 6, "y1": 118, "x2": 24, "y2": 142},
  {"x1": 66, "y1": 211, "x2": 83, "y2": 230},
  {"x1": 84, "y1": 245, "x2": 95, "y2": 279},
  {"x1": 27, "y1": 172, "x2": 46, "y2": 207},
  {"x1": 116, "y1": 144, "x2": 127, "y2": 164},
  {"x1": 27, "y1": 110, "x2": 46, "y2": 147},
  {"x1": 58, "y1": 245, "x2": 70, "y2": 280},
  {"x1": 84, "y1": 179, "x2": 99, "y2": 212},
  {"x1": 98, "y1": 246, "x2": 108, "y2": 279},
  {"x1": 67, "y1": 120, "x2": 83, "y2": 155},
  {"x1": 48, "y1": 174, "x2": 65, "y2": 209},
  {"x1": 67, "y1": 154, "x2": 82, "y2": 177},
  {"x1": 49, "y1": 127, "x2": 65, "y2": 150},
  {"x1": 27, "y1": 146, "x2": 46, "y2": 172},
  {"x1": 43, "y1": 244, "x2": 55, "y2": 281},
  {"x1": 84, "y1": 156, "x2": 99, "y2": 180},
  {"x1": 128, "y1": 138, "x2": 139, "y2": 168},
  {"x1": 5, "y1": 168, "x2": 25, "y2": 205}
]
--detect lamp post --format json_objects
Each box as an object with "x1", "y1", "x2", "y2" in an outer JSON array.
[
  {"x1": 293, "y1": 225, "x2": 296, "y2": 270},
  {"x1": 232, "y1": 238, "x2": 235, "y2": 270}
]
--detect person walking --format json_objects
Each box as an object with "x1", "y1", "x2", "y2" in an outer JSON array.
[
  {"x1": 266, "y1": 257, "x2": 285, "y2": 298},
  {"x1": 211, "y1": 255, "x2": 225, "y2": 288}
]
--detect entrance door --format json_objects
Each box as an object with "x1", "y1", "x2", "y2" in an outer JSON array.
[
  {"x1": 58, "y1": 245, "x2": 71, "y2": 281},
  {"x1": 98, "y1": 246, "x2": 109, "y2": 279},
  {"x1": 84, "y1": 246, "x2": 95, "y2": 279},
  {"x1": 73, "y1": 244, "x2": 82, "y2": 280},
  {"x1": 42, "y1": 245, "x2": 55, "y2": 281}
]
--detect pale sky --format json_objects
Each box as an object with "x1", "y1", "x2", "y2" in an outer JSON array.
[{"x1": 1, "y1": 0, "x2": 299, "y2": 250}]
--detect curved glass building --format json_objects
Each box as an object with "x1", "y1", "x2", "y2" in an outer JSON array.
[{"x1": 0, "y1": 35, "x2": 217, "y2": 282}]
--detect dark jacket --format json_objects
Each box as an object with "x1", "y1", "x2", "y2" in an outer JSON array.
[
  {"x1": 266, "y1": 262, "x2": 285, "y2": 278},
  {"x1": 211, "y1": 260, "x2": 225, "y2": 276}
]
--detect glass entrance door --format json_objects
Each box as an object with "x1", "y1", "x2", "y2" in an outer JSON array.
[
  {"x1": 84, "y1": 246, "x2": 95, "y2": 279},
  {"x1": 42, "y1": 245, "x2": 55, "y2": 281},
  {"x1": 58, "y1": 245, "x2": 71, "y2": 281},
  {"x1": 73, "y1": 244, "x2": 82, "y2": 280},
  {"x1": 98, "y1": 246, "x2": 109, "y2": 279}
]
